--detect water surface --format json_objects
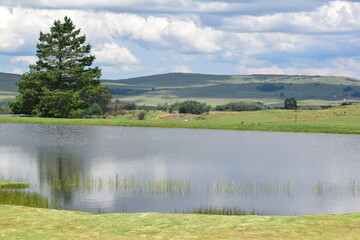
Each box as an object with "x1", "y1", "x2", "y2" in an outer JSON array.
[{"x1": 1, "y1": 123, "x2": 359, "y2": 215}]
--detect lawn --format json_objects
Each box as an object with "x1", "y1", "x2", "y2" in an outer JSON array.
[{"x1": 0, "y1": 205, "x2": 359, "y2": 240}]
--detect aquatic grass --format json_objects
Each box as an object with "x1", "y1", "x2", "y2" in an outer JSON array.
[
  {"x1": 186, "y1": 206, "x2": 262, "y2": 216},
  {"x1": 45, "y1": 175, "x2": 191, "y2": 197},
  {"x1": 147, "y1": 179, "x2": 191, "y2": 196},
  {"x1": 0, "y1": 190, "x2": 48, "y2": 208},
  {"x1": 208, "y1": 180, "x2": 292, "y2": 198},
  {"x1": 0, "y1": 181, "x2": 30, "y2": 189}
]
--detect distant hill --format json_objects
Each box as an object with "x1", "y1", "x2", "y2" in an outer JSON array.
[
  {"x1": 103, "y1": 73, "x2": 360, "y2": 104},
  {"x1": 1, "y1": 72, "x2": 360, "y2": 105}
]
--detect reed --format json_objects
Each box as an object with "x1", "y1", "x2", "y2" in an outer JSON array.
[
  {"x1": 148, "y1": 179, "x2": 191, "y2": 196},
  {"x1": 0, "y1": 190, "x2": 48, "y2": 208},
  {"x1": 208, "y1": 180, "x2": 292, "y2": 198},
  {"x1": 46, "y1": 175, "x2": 191, "y2": 196},
  {"x1": 187, "y1": 206, "x2": 261, "y2": 216},
  {"x1": 313, "y1": 180, "x2": 325, "y2": 197},
  {"x1": 0, "y1": 181, "x2": 30, "y2": 189}
]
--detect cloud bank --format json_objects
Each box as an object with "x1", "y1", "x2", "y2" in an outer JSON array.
[{"x1": 1, "y1": 1, "x2": 360, "y2": 79}]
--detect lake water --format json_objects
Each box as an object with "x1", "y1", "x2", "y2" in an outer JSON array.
[{"x1": 1, "y1": 123, "x2": 360, "y2": 215}]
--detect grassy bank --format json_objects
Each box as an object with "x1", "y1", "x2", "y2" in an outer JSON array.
[
  {"x1": 0, "y1": 105, "x2": 359, "y2": 134},
  {"x1": 0, "y1": 205, "x2": 359, "y2": 239}
]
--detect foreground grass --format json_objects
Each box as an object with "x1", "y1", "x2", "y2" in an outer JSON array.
[
  {"x1": 0, "y1": 105, "x2": 359, "y2": 134},
  {"x1": 0, "y1": 205, "x2": 359, "y2": 240}
]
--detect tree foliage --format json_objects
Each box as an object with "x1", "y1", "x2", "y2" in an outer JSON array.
[
  {"x1": 10, "y1": 16, "x2": 111, "y2": 117},
  {"x1": 216, "y1": 101, "x2": 270, "y2": 112},
  {"x1": 284, "y1": 98, "x2": 298, "y2": 109},
  {"x1": 178, "y1": 100, "x2": 210, "y2": 114}
]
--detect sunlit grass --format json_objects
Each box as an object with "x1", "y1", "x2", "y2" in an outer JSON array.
[
  {"x1": 1, "y1": 204, "x2": 360, "y2": 240},
  {"x1": 1, "y1": 105, "x2": 359, "y2": 134}
]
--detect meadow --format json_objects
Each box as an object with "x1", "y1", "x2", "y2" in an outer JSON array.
[{"x1": 0, "y1": 104, "x2": 359, "y2": 134}]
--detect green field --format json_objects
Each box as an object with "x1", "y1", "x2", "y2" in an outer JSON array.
[
  {"x1": 0, "y1": 204, "x2": 359, "y2": 240},
  {"x1": 0, "y1": 104, "x2": 359, "y2": 134}
]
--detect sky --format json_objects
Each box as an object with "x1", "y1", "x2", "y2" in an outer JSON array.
[{"x1": 1, "y1": 0, "x2": 360, "y2": 79}]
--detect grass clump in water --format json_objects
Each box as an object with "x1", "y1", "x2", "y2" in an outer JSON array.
[
  {"x1": 0, "y1": 190, "x2": 48, "y2": 208},
  {"x1": 0, "y1": 181, "x2": 30, "y2": 189},
  {"x1": 188, "y1": 206, "x2": 261, "y2": 216}
]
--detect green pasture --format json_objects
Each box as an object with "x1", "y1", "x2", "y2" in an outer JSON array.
[{"x1": 0, "y1": 105, "x2": 359, "y2": 134}]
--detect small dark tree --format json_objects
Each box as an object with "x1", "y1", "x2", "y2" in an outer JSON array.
[
  {"x1": 284, "y1": 98, "x2": 298, "y2": 110},
  {"x1": 10, "y1": 16, "x2": 111, "y2": 117}
]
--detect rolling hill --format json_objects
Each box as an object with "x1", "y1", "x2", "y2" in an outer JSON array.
[{"x1": 1, "y1": 72, "x2": 360, "y2": 106}]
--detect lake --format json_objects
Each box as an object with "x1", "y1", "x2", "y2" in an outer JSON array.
[{"x1": 1, "y1": 123, "x2": 360, "y2": 215}]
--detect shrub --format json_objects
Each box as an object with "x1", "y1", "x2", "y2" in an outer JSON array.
[
  {"x1": 156, "y1": 103, "x2": 169, "y2": 112},
  {"x1": 178, "y1": 100, "x2": 210, "y2": 114},
  {"x1": 138, "y1": 111, "x2": 146, "y2": 120},
  {"x1": 216, "y1": 101, "x2": 270, "y2": 112},
  {"x1": 284, "y1": 98, "x2": 298, "y2": 109}
]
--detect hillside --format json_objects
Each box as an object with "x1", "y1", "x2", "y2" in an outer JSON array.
[
  {"x1": 1, "y1": 72, "x2": 360, "y2": 106},
  {"x1": 103, "y1": 73, "x2": 360, "y2": 106}
]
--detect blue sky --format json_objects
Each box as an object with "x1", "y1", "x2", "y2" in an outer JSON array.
[{"x1": 1, "y1": 0, "x2": 360, "y2": 79}]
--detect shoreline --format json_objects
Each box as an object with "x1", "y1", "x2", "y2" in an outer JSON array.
[{"x1": 0, "y1": 105, "x2": 359, "y2": 135}]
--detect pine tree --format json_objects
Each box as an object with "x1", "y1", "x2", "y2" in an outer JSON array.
[{"x1": 10, "y1": 16, "x2": 111, "y2": 117}]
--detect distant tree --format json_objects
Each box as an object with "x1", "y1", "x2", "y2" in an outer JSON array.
[
  {"x1": 284, "y1": 98, "x2": 298, "y2": 110},
  {"x1": 216, "y1": 101, "x2": 270, "y2": 112},
  {"x1": 156, "y1": 103, "x2": 169, "y2": 112},
  {"x1": 10, "y1": 16, "x2": 111, "y2": 117},
  {"x1": 178, "y1": 100, "x2": 210, "y2": 114}
]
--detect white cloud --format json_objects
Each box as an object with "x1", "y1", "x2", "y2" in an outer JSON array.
[
  {"x1": 0, "y1": 33, "x2": 25, "y2": 52},
  {"x1": 92, "y1": 42, "x2": 140, "y2": 65},
  {"x1": 172, "y1": 65, "x2": 192, "y2": 73},
  {"x1": 0, "y1": 0, "x2": 237, "y2": 14},
  {"x1": 10, "y1": 56, "x2": 37, "y2": 65},
  {"x1": 0, "y1": 7, "x2": 223, "y2": 55},
  {"x1": 238, "y1": 58, "x2": 360, "y2": 79},
  {"x1": 223, "y1": 1, "x2": 360, "y2": 33},
  {"x1": 9, "y1": 68, "x2": 23, "y2": 75}
]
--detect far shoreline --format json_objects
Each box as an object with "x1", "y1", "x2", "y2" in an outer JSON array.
[{"x1": 0, "y1": 105, "x2": 359, "y2": 135}]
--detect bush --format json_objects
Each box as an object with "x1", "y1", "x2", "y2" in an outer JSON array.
[
  {"x1": 178, "y1": 100, "x2": 210, "y2": 114},
  {"x1": 156, "y1": 103, "x2": 169, "y2": 112},
  {"x1": 284, "y1": 98, "x2": 298, "y2": 110},
  {"x1": 86, "y1": 103, "x2": 102, "y2": 115},
  {"x1": 138, "y1": 111, "x2": 146, "y2": 120},
  {"x1": 169, "y1": 102, "x2": 181, "y2": 113},
  {"x1": 216, "y1": 101, "x2": 270, "y2": 112}
]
